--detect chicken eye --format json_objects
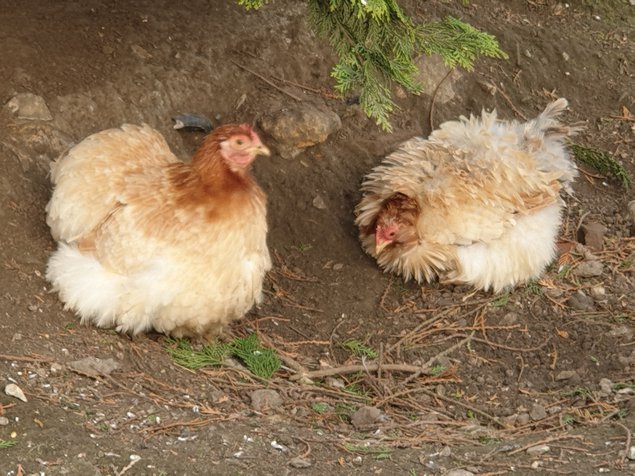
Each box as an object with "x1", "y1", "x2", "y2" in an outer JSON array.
[
  {"x1": 235, "y1": 139, "x2": 244, "y2": 146},
  {"x1": 388, "y1": 231, "x2": 396, "y2": 238}
]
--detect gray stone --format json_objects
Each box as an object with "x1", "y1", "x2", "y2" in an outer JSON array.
[
  {"x1": 312, "y1": 195, "x2": 327, "y2": 210},
  {"x1": 599, "y1": 378, "x2": 613, "y2": 395},
  {"x1": 68, "y1": 357, "x2": 120, "y2": 377},
  {"x1": 526, "y1": 444, "x2": 550, "y2": 456},
  {"x1": 581, "y1": 222, "x2": 607, "y2": 251},
  {"x1": 556, "y1": 370, "x2": 578, "y2": 381},
  {"x1": 529, "y1": 403, "x2": 547, "y2": 421},
  {"x1": 627, "y1": 445, "x2": 635, "y2": 460},
  {"x1": 628, "y1": 200, "x2": 635, "y2": 231},
  {"x1": 567, "y1": 291, "x2": 595, "y2": 311},
  {"x1": 0, "y1": 416, "x2": 9, "y2": 426},
  {"x1": 445, "y1": 470, "x2": 474, "y2": 476},
  {"x1": 4, "y1": 383, "x2": 27, "y2": 402},
  {"x1": 289, "y1": 456, "x2": 312, "y2": 468},
  {"x1": 5, "y1": 92, "x2": 53, "y2": 120},
  {"x1": 250, "y1": 389, "x2": 283, "y2": 412},
  {"x1": 416, "y1": 54, "x2": 461, "y2": 104},
  {"x1": 259, "y1": 103, "x2": 341, "y2": 158},
  {"x1": 350, "y1": 406, "x2": 386, "y2": 428},
  {"x1": 573, "y1": 260, "x2": 604, "y2": 278}
]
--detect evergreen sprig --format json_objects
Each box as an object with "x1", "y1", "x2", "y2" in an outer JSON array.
[
  {"x1": 238, "y1": 0, "x2": 507, "y2": 131},
  {"x1": 165, "y1": 334, "x2": 281, "y2": 379}
]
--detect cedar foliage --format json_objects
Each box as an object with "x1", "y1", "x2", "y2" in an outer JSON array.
[{"x1": 238, "y1": 0, "x2": 507, "y2": 130}]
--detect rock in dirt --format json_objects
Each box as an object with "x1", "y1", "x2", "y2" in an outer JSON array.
[
  {"x1": 350, "y1": 405, "x2": 387, "y2": 428},
  {"x1": 556, "y1": 370, "x2": 578, "y2": 381},
  {"x1": 250, "y1": 389, "x2": 283, "y2": 412},
  {"x1": 258, "y1": 103, "x2": 341, "y2": 158},
  {"x1": 627, "y1": 445, "x2": 635, "y2": 460},
  {"x1": 4, "y1": 383, "x2": 27, "y2": 402},
  {"x1": 312, "y1": 195, "x2": 327, "y2": 210},
  {"x1": 0, "y1": 416, "x2": 10, "y2": 426},
  {"x1": 67, "y1": 357, "x2": 120, "y2": 377},
  {"x1": 599, "y1": 378, "x2": 613, "y2": 395},
  {"x1": 445, "y1": 470, "x2": 474, "y2": 476},
  {"x1": 580, "y1": 221, "x2": 607, "y2": 251},
  {"x1": 573, "y1": 260, "x2": 604, "y2": 278},
  {"x1": 289, "y1": 456, "x2": 312, "y2": 468},
  {"x1": 626, "y1": 200, "x2": 635, "y2": 231},
  {"x1": 516, "y1": 413, "x2": 530, "y2": 426},
  {"x1": 527, "y1": 444, "x2": 550, "y2": 456},
  {"x1": 416, "y1": 54, "x2": 461, "y2": 104},
  {"x1": 529, "y1": 403, "x2": 547, "y2": 421},
  {"x1": 5, "y1": 92, "x2": 53, "y2": 120},
  {"x1": 567, "y1": 291, "x2": 595, "y2": 311}
]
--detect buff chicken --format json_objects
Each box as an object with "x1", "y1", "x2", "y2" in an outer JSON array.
[
  {"x1": 46, "y1": 122, "x2": 271, "y2": 339},
  {"x1": 355, "y1": 98, "x2": 578, "y2": 292}
]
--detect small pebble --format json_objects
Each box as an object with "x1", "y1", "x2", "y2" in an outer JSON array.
[
  {"x1": 573, "y1": 260, "x2": 604, "y2": 278},
  {"x1": 250, "y1": 389, "x2": 283, "y2": 412},
  {"x1": 312, "y1": 195, "x2": 327, "y2": 210},
  {"x1": 289, "y1": 456, "x2": 313, "y2": 468},
  {"x1": 529, "y1": 403, "x2": 547, "y2": 421},
  {"x1": 527, "y1": 444, "x2": 550, "y2": 456},
  {"x1": 5, "y1": 383, "x2": 27, "y2": 402},
  {"x1": 0, "y1": 416, "x2": 9, "y2": 426}
]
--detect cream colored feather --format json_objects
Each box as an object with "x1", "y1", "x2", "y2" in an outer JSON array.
[
  {"x1": 46, "y1": 124, "x2": 271, "y2": 339},
  {"x1": 356, "y1": 98, "x2": 578, "y2": 292}
]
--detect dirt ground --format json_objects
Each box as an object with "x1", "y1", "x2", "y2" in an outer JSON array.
[{"x1": 1, "y1": 1, "x2": 634, "y2": 475}]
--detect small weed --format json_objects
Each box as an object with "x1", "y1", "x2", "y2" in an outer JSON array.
[
  {"x1": 430, "y1": 365, "x2": 446, "y2": 376},
  {"x1": 612, "y1": 381, "x2": 635, "y2": 391},
  {"x1": 408, "y1": 469, "x2": 418, "y2": 476},
  {"x1": 296, "y1": 243, "x2": 313, "y2": 253},
  {"x1": 146, "y1": 414, "x2": 160, "y2": 424},
  {"x1": 561, "y1": 414, "x2": 576, "y2": 425},
  {"x1": 64, "y1": 322, "x2": 77, "y2": 330},
  {"x1": 335, "y1": 403, "x2": 357, "y2": 421},
  {"x1": 590, "y1": 355, "x2": 600, "y2": 366},
  {"x1": 566, "y1": 387, "x2": 593, "y2": 398},
  {"x1": 340, "y1": 339, "x2": 378, "y2": 359},
  {"x1": 343, "y1": 443, "x2": 393, "y2": 460},
  {"x1": 344, "y1": 382, "x2": 370, "y2": 397},
  {"x1": 478, "y1": 435, "x2": 501, "y2": 445},
  {"x1": 524, "y1": 279, "x2": 543, "y2": 295},
  {"x1": 311, "y1": 402, "x2": 331, "y2": 414},
  {"x1": 466, "y1": 410, "x2": 476, "y2": 420},
  {"x1": 0, "y1": 439, "x2": 17, "y2": 449},
  {"x1": 491, "y1": 293, "x2": 510, "y2": 307}
]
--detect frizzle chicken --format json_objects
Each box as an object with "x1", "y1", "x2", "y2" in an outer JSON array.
[
  {"x1": 355, "y1": 99, "x2": 578, "y2": 292},
  {"x1": 46, "y1": 123, "x2": 271, "y2": 339}
]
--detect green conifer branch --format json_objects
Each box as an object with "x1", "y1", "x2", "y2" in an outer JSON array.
[{"x1": 239, "y1": 1, "x2": 508, "y2": 131}]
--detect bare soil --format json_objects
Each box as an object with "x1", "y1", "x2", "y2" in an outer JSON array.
[{"x1": 1, "y1": 1, "x2": 634, "y2": 475}]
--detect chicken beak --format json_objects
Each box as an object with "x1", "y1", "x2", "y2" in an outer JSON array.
[
  {"x1": 375, "y1": 237, "x2": 391, "y2": 255},
  {"x1": 250, "y1": 144, "x2": 271, "y2": 157}
]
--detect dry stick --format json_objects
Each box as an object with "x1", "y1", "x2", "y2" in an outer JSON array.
[
  {"x1": 427, "y1": 68, "x2": 454, "y2": 131},
  {"x1": 507, "y1": 434, "x2": 585, "y2": 455},
  {"x1": 496, "y1": 83, "x2": 528, "y2": 121},
  {"x1": 417, "y1": 387, "x2": 506, "y2": 428},
  {"x1": 231, "y1": 60, "x2": 303, "y2": 102},
  {"x1": 288, "y1": 362, "x2": 427, "y2": 381},
  {"x1": 611, "y1": 421, "x2": 632, "y2": 464},
  {"x1": 0, "y1": 353, "x2": 54, "y2": 363},
  {"x1": 401, "y1": 331, "x2": 475, "y2": 386}
]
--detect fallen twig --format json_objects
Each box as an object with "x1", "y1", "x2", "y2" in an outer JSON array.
[{"x1": 231, "y1": 60, "x2": 303, "y2": 102}]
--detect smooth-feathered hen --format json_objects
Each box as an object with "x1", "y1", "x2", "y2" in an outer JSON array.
[
  {"x1": 355, "y1": 99, "x2": 578, "y2": 292},
  {"x1": 46, "y1": 123, "x2": 271, "y2": 339}
]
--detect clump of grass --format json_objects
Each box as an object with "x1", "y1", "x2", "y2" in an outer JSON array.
[
  {"x1": 343, "y1": 443, "x2": 393, "y2": 460},
  {"x1": 340, "y1": 339, "x2": 378, "y2": 359},
  {"x1": 491, "y1": 292, "x2": 510, "y2": 308},
  {"x1": 311, "y1": 402, "x2": 331, "y2": 414},
  {"x1": 570, "y1": 143, "x2": 631, "y2": 189},
  {"x1": 165, "y1": 333, "x2": 280, "y2": 379}
]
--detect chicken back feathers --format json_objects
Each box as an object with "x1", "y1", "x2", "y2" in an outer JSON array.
[
  {"x1": 355, "y1": 98, "x2": 578, "y2": 292},
  {"x1": 46, "y1": 123, "x2": 271, "y2": 339}
]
